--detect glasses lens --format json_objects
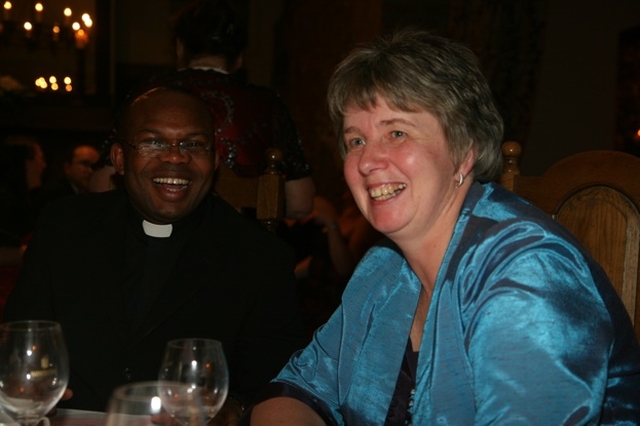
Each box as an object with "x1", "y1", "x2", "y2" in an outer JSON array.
[
  {"x1": 183, "y1": 144, "x2": 210, "y2": 158},
  {"x1": 130, "y1": 140, "x2": 211, "y2": 158}
]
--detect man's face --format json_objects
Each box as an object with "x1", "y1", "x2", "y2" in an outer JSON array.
[
  {"x1": 111, "y1": 89, "x2": 218, "y2": 224},
  {"x1": 64, "y1": 145, "x2": 100, "y2": 193}
]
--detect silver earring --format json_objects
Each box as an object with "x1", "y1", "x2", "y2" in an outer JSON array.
[{"x1": 456, "y1": 172, "x2": 465, "y2": 188}]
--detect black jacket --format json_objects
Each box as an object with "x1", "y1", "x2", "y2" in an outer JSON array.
[{"x1": 5, "y1": 189, "x2": 304, "y2": 410}]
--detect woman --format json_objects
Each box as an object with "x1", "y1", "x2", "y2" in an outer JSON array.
[{"x1": 248, "y1": 29, "x2": 640, "y2": 425}]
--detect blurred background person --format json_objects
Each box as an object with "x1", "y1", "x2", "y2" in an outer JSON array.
[
  {"x1": 0, "y1": 134, "x2": 47, "y2": 252},
  {"x1": 281, "y1": 193, "x2": 382, "y2": 339},
  {"x1": 36, "y1": 143, "x2": 100, "y2": 209},
  {"x1": 281, "y1": 195, "x2": 356, "y2": 339},
  {"x1": 0, "y1": 135, "x2": 47, "y2": 319},
  {"x1": 140, "y1": 0, "x2": 316, "y2": 219}
]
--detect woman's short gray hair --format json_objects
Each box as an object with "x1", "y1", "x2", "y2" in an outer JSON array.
[{"x1": 327, "y1": 28, "x2": 504, "y2": 182}]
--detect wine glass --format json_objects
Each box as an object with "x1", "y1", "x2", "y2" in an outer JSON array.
[
  {"x1": 0, "y1": 320, "x2": 69, "y2": 426},
  {"x1": 104, "y1": 381, "x2": 206, "y2": 426},
  {"x1": 158, "y1": 338, "x2": 229, "y2": 423}
]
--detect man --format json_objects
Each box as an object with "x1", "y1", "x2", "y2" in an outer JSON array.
[
  {"x1": 40, "y1": 143, "x2": 101, "y2": 199},
  {"x1": 4, "y1": 87, "x2": 305, "y2": 424}
]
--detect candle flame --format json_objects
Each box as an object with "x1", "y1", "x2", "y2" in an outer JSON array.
[{"x1": 35, "y1": 77, "x2": 47, "y2": 89}]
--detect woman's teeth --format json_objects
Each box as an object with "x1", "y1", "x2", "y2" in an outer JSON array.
[{"x1": 369, "y1": 183, "x2": 407, "y2": 201}]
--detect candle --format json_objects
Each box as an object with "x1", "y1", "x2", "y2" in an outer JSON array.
[
  {"x1": 74, "y1": 28, "x2": 88, "y2": 49},
  {"x1": 2, "y1": 1, "x2": 11, "y2": 21},
  {"x1": 63, "y1": 7, "x2": 72, "y2": 26},
  {"x1": 34, "y1": 3, "x2": 43, "y2": 23},
  {"x1": 24, "y1": 21, "x2": 32, "y2": 38},
  {"x1": 52, "y1": 24, "x2": 60, "y2": 42},
  {"x1": 82, "y1": 13, "x2": 92, "y2": 33},
  {"x1": 35, "y1": 77, "x2": 48, "y2": 90}
]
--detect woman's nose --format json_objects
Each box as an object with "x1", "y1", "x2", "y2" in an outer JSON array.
[{"x1": 358, "y1": 141, "x2": 386, "y2": 175}]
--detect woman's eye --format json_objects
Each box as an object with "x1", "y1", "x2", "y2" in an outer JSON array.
[{"x1": 346, "y1": 138, "x2": 364, "y2": 149}]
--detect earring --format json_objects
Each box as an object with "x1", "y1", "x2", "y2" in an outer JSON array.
[{"x1": 456, "y1": 172, "x2": 465, "y2": 188}]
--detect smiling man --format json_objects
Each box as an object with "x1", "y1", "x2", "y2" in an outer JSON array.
[
  {"x1": 111, "y1": 87, "x2": 219, "y2": 225},
  {"x1": 5, "y1": 87, "x2": 305, "y2": 425}
]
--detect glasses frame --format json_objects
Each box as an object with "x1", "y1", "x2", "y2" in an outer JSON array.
[{"x1": 118, "y1": 138, "x2": 214, "y2": 159}]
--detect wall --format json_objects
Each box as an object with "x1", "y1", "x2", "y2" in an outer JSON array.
[{"x1": 523, "y1": 0, "x2": 640, "y2": 174}]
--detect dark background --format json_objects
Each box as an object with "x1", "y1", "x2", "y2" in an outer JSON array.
[{"x1": 1, "y1": 0, "x2": 639, "y2": 206}]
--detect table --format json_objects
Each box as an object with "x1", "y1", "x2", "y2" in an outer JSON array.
[{"x1": 51, "y1": 410, "x2": 105, "y2": 426}]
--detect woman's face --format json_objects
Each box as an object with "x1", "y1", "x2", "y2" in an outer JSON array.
[{"x1": 342, "y1": 96, "x2": 466, "y2": 243}]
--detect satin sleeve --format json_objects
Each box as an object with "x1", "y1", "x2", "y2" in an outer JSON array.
[
  {"x1": 272, "y1": 304, "x2": 346, "y2": 424},
  {"x1": 462, "y1": 222, "x2": 614, "y2": 424},
  {"x1": 268, "y1": 240, "x2": 421, "y2": 426}
]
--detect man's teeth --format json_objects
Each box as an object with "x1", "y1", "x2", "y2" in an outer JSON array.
[
  {"x1": 153, "y1": 177, "x2": 190, "y2": 185},
  {"x1": 369, "y1": 184, "x2": 407, "y2": 201}
]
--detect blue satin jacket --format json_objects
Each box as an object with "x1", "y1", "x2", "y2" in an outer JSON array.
[{"x1": 274, "y1": 182, "x2": 640, "y2": 425}]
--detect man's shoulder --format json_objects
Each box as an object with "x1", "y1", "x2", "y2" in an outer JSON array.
[
  {"x1": 207, "y1": 195, "x2": 291, "y2": 250},
  {"x1": 40, "y1": 190, "x2": 126, "y2": 221}
]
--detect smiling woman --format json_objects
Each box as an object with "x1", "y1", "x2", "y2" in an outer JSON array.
[{"x1": 247, "y1": 28, "x2": 640, "y2": 426}]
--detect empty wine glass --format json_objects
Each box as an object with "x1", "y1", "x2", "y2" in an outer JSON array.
[
  {"x1": 104, "y1": 381, "x2": 206, "y2": 426},
  {"x1": 158, "y1": 338, "x2": 229, "y2": 423},
  {"x1": 0, "y1": 320, "x2": 69, "y2": 426}
]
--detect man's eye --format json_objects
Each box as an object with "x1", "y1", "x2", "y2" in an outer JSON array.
[
  {"x1": 181, "y1": 141, "x2": 206, "y2": 149},
  {"x1": 142, "y1": 139, "x2": 165, "y2": 148},
  {"x1": 391, "y1": 131, "x2": 405, "y2": 138}
]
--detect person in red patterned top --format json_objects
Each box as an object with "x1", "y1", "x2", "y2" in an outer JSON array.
[{"x1": 132, "y1": 0, "x2": 316, "y2": 219}]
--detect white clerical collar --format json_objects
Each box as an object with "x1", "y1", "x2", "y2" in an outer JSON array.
[{"x1": 142, "y1": 220, "x2": 173, "y2": 238}]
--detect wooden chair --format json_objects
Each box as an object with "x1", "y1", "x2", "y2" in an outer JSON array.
[
  {"x1": 500, "y1": 141, "x2": 640, "y2": 340},
  {"x1": 213, "y1": 147, "x2": 285, "y2": 233}
]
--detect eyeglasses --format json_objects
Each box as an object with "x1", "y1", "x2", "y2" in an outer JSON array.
[{"x1": 119, "y1": 138, "x2": 213, "y2": 158}]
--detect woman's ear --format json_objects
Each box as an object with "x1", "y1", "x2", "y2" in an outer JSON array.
[{"x1": 459, "y1": 147, "x2": 476, "y2": 177}]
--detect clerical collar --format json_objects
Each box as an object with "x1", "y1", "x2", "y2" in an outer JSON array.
[{"x1": 142, "y1": 220, "x2": 173, "y2": 238}]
